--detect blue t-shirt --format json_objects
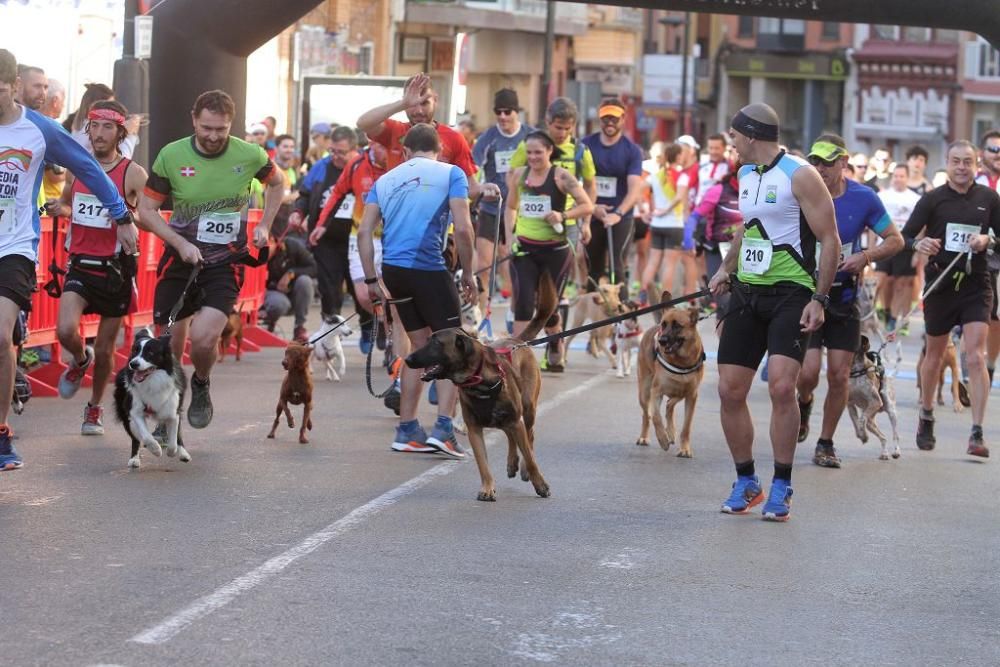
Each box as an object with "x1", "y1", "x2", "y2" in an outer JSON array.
[
  {"x1": 366, "y1": 156, "x2": 469, "y2": 271},
  {"x1": 472, "y1": 124, "x2": 532, "y2": 216},
  {"x1": 581, "y1": 132, "x2": 643, "y2": 209},
  {"x1": 830, "y1": 178, "x2": 892, "y2": 292}
]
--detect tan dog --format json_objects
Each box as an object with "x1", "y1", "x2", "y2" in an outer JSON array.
[
  {"x1": 916, "y1": 334, "x2": 969, "y2": 412},
  {"x1": 567, "y1": 278, "x2": 623, "y2": 369},
  {"x1": 267, "y1": 343, "x2": 314, "y2": 444},
  {"x1": 614, "y1": 300, "x2": 642, "y2": 378},
  {"x1": 635, "y1": 293, "x2": 705, "y2": 457},
  {"x1": 406, "y1": 274, "x2": 558, "y2": 502},
  {"x1": 219, "y1": 304, "x2": 245, "y2": 362},
  {"x1": 847, "y1": 335, "x2": 901, "y2": 460}
]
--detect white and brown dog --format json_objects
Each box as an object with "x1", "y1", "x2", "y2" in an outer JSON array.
[
  {"x1": 614, "y1": 300, "x2": 643, "y2": 378},
  {"x1": 847, "y1": 335, "x2": 901, "y2": 460},
  {"x1": 310, "y1": 314, "x2": 352, "y2": 382}
]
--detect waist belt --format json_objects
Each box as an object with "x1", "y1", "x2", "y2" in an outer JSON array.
[
  {"x1": 732, "y1": 277, "x2": 808, "y2": 296},
  {"x1": 71, "y1": 255, "x2": 121, "y2": 270}
]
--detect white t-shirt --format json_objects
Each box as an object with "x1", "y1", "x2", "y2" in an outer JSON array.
[
  {"x1": 878, "y1": 187, "x2": 921, "y2": 230},
  {"x1": 696, "y1": 159, "x2": 730, "y2": 205},
  {"x1": 645, "y1": 170, "x2": 686, "y2": 228}
]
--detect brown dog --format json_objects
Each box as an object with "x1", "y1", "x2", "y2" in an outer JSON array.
[
  {"x1": 635, "y1": 292, "x2": 705, "y2": 457},
  {"x1": 219, "y1": 304, "x2": 245, "y2": 362},
  {"x1": 566, "y1": 278, "x2": 623, "y2": 369},
  {"x1": 267, "y1": 343, "x2": 313, "y2": 444},
  {"x1": 406, "y1": 274, "x2": 558, "y2": 502},
  {"x1": 916, "y1": 334, "x2": 969, "y2": 412}
]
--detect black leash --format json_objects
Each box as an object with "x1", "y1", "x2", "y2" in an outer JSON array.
[
  {"x1": 306, "y1": 311, "x2": 358, "y2": 346},
  {"x1": 163, "y1": 263, "x2": 202, "y2": 334},
  {"x1": 364, "y1": 297, "x2": 413, "y2": 399},
  {"x1": 513, "y1": 288, "x2": 710, "y2": 350}
]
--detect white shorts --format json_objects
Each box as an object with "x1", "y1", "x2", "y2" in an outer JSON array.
[{"x1": 348, "y1": 236, "x2": 383, "y2": 283}]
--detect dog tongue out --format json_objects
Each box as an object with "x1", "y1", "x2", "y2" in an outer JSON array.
[
  {"x1": 421, "y1": 364, "x2": 443, "y2": 381},
  {"x1": 134, "y1": 368, "x2": 153, "y2": 383}
]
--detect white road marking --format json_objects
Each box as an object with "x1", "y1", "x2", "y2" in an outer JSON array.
[{"x1": 131, "y1": 373, "x2": 609, "y2": 645}]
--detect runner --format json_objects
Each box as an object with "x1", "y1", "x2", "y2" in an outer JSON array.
[
  {"x1": 905, "y1": 145, "x2": 934, "y2": 196},
  {"x1": 695, "y1": 134, "x2": 731, "y2": 205},
  {"x1": 358, "y1": 124, "x2": 476, "y2": 459},
  {"x1": 975, "y1": 130, "x2": 1000, "y2": 384},
  {"x1": 794, "y1": 135, "x2": 903, "y2": 464},
  {"x1": 902, "y1": 140, "x2": 1000, "y2": 458},
  {"x1": 504, "y1": 130, "x2": 593, "y2": 371},
  {"x1": 640, "y1": 143, "x2": 694, "y2": 302},
  {"x1": 0, "y1": 50, "x2": 133, "y2": 470},
  {"x1": 582, "y1": 99, "x2": 643, "y2": 292},
  {"x1": 708, "y1": 103, "x2": 840, "y2": 521},
  {"x1": 137, "y1": 89, "x2": 285, "y2": 429},
  {"x1": 874, "y1": 163, "x2": 921, "y2": 332},
  {"x1": 47, "y1": 100, "x2": 148, "y2": 435}
]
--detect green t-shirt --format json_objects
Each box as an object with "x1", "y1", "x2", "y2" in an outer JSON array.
[
  {"x1": 148, "y1": 136, "x2": 271, "y2": 264},
  {"x1": 510, "y1": 137, "x2": 595, "y2": 222}
]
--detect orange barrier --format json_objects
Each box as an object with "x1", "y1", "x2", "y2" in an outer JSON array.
[{"x1": 26, "y1": 210, "x2": 277, "y2": 397}]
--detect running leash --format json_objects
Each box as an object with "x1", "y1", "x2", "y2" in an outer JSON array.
[
  {"x1": 889, "y1": 249, "x2": 971, "y2": 342},
  {"x1": 606, "y1": 225, "x2": 616, "y2": 285},
  {"x1": 306, "y1": 311, "x2": 359, "y2": 346},
  {"x1": 163, "y1": 263, "x2": 202, "y2": 335},
  {"x1": 364, "y1": 297, "x2": 413, "y2": 399}
]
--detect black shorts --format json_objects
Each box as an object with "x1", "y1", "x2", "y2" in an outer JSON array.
[
  {"x1": 476, "y1": 211, "x2": 506, "y2": 245},
  {"x1": 923, "y1": 270, "x2": 993, "y2": 337},
  {"x1": 153, "y1": 255, "x2": 244, "y2": 325},
  {"x1": 717, "y1": 280, "x2": 813, "y2": 368},
  {"x1": 633, "y1": 219, "x2": 649, "y2": 241},
  {"x1": 64, "y1": 260, "x2": 135, "y2": 318},
  {"x1": 0, "y1": 254, "x2": 36, "y2": 311},
  {"x1": 649, "y1": 227, "x2": 685, "y2": 251},
  {"x1": 807, "y1": 312, "x2": 860, "y2": 351},
  {"x1": 510, "y1": 241, "x2": 572, "y2": 321},
  {"x1": 875, "y1": 248, "x2": 916, "y2": 277},
  {"x1": 381, "y1": 264, "x2": 461, "y2": 333}
]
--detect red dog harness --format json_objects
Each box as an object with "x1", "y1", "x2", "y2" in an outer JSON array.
[{"x1": 455, "y1": 347, "x2": 511, "y2": 399}]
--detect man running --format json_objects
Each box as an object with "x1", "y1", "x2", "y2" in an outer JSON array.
[
  {"x1": 48, "y1": 100, "x2": 148, "y2": 435},
  {"x1": 874, "y1": 163, "x2": 922, "y2": 332},
  {"x1": 358, "y1": 124, "x2": 476, "y2": 459},
  {"x1": 708, "y1": 103, "x2": 840, "y2": 521},
  {"x1": 0, "y1": 50, "x2": 133, "y2": 469},
  {"x1": 795, "y1": 135, "x2": 903, "y2": 465},
  {"x1": 695, "y1": 134, "x2": 730, "y2": 205},
  {"x1": 903, "y1": 140, "x2": 1000, "y2": 457},
  {"x1": 582, "y1": 99, "x2": 643, "y2": 291},
  {"x1": 138, "y1": 89, "x2": 285, "y2": 429}
]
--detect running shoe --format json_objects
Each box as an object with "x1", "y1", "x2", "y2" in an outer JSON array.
[
  {"x1": 428, "y1": 380, "x2": 438, "y2": 406},
  {"x1": 58, "y1": 346, "x2": 93, "y2": 399},
  {"x1": 81, "y1": 403, "x2": 105, "y2": 436},
  {"x1": 359, "y1": 321, "x2": 373, "y2": 355},
  {"x1": 720, "y1": 475, "x2": 763, "y2": 515},
  {"x1": 812, "y1": 442, "x2": 841, "y2": 468},
  {"x1": 762, "y1": 480, "x2": 793, "y2": 522},
  {"x1": 797, "y1": 398, "x2": 812, "y2": 443},
  {"x1": 967, "y1": 432, "x2": 990, "y2": 458},
  {"x1": 426, "y1": 423, "x2": 466, "y2": 460},
  {"x1": 188, "y1": 375, "x2": 214, "y2": 429},
  {"x1": 0, "y1": 425, "x2": 22, "y2": 471},
  {"x1": 391, "y1": 423, "x2": 435, "y2": 453},
  {"x1": 916, "y1": 412, "x2": 936, "y2": 451}
]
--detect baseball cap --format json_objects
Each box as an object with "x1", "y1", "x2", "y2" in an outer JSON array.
[
  {"x1": 248, "y1": 122, "x2": 267, "y2": 135},
  {"x1": 808, "y1": 140, "x2": 849, "y2": 162},
  {"x1": 676, "y1": 135, "x2": 700, "y2": 150},
  {"x1": 310, "y1": 121, "x2": 332, "y2": 136}
]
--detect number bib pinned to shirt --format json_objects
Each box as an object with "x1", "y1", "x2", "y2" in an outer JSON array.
[
  {"x1": 816, "y1": 241, "x2": 849, "y2": 265},
  {"x1": 494, "y1": 150, "x2": 514, "y2": 175},
  {"x1": 335, "y1": 193, "x2": 356, "y2": 219},
  {"x1": 519, "y1": 194, "x2": 552, "y2": 219},
  {"x1": 596, "y1": 176, "x2": 618, "y2": 199},
  {"x1": 0, "y1": 197, "x2": 15, "y2": 235},
  {"x1": 945, "y1": 223, "x2": 980, "y2": 253},
  {"x1": 196, "y1": 211, "x2": 240, "y2": 245},
  {"x1": 740, "y1": 237, "x2": 773, "y2": 275},
  {"x1": 72, "y1": 192, "x2": 112, "y2": 229}
]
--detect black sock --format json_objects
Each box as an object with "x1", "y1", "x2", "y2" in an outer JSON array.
[
  {"x1": 798, "y1": 396, "x2": 812, "y2": 408},
  {"x1": 817, "y1": 437, "x2": 834, "y2": 448},
  {"x1": 735, "y1": 460, "x2": 755, "y2": 478},
  {"x1": 192, "y1": 374, "x2": 209, "y2": 386},
  {"x1": 920, "y1": 408, "x2": 934, "y2": 421},
  {"x1": 972, "y1": 424, "x2": 984, "y2": 438},
  {"x1": 774, "y1": 463, "x2": 793, "y2": 483}
]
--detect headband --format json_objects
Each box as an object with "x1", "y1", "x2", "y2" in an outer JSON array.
[
  {"x1": 731, "y1": 110, "x2": 778, "y2": 142},
  {"x1": 87, "y1": 108, "x2": 126, "y2": 127}
]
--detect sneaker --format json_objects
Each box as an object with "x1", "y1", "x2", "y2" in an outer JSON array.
[
  {"x1": 391, "y1": 423, "x2": 435, "y2": 453},
  {"x1": 797, "y1": 398, "x2": 812, "y2": 443},
  {"x1": 428, "y1": 380, "x2": 438, "y2": 406},
  {"x1": 383, "y1": 382, "x2": 401, "y2": 416},
  {"x1": 293, "y1": 326, "x2": 309, "y2": 344},
  {"x1": 81, "y1": 403, "x2": 105, "y2": 436},
  {"x1": 812, "y1": 443, "x2": 841, "y2": 468},
  {"x1": 916, "y1": 413, "x2": 936, "y2": 451},
  {"x1": 967, "y1": 432, "x2": 990, "y2": 458},
  {"x1": 539, "y1": 355, "x2": 549, "y2": 371},
  {"x1": 359, "y1": 321, "x2": 373, "y2": 355},
  {"x1": 0, "y1": 425, "x2": 22, "y2": 471},
  {"x1": 546, "y1": 360, "x2": 565, "y2": 373},
  {"x1": 762, "y1": 480, "x2": 793, "y2": 522},
  {"x1": 720, "y1": 475, "x2": 763, "y2": 515},
  {"x1": 188, "y1": 375, "x2": 214, "y2": 429},
  {"x1": 58, "y1": 346, "x2": 93, "y2": 399},
  {"x1": 426, "y1": 423, "x2": 466, "y2": 460}
]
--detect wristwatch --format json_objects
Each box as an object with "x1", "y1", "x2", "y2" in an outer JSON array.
[
  {"x1": 364, "y1": 276, "x2": 379, "y2": 285},
  {"x1": 811, "y1": 293, "x2": 831, "y2": 309},
  {"x1": 114, "y1": 210, "x2": 135, "y2": 226}
]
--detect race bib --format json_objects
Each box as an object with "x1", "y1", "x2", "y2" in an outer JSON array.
[
  {"x1": 816, "y1": 241, "x2": 849, "y2": 264},
  {"x1": 196, "y1": 211, "x2": 240, "y2": 245},
  {"x1": 72, "y1": 192, "x2": 112, "y2": 229},
  {"x1": 348, "y1": 235, "x2": 358, "y2": 256},
  {"x1": 519, "y1": 194, "x2": 552, "y2": 219},
  {"x1": 740, "y1": 237, "x2": 773, "y2": 275},
  {"x1": 494, "y1": 150, "x2": 515, "y2": 174},
  {"x1": 945, "y1": 223, "x2": 980, "y2": 253},
  {"x1": 335, "y1": 193, "x2": 356, "y2": 219},
  {"x1": 0, "y1": 197, "x2": 14, "y2": 235},
  {"x1": 596, "y1": 176, "x2": 617, "y2": 199}
]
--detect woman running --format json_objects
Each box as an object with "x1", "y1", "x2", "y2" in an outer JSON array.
[{"x1": 505, "y1": 131, "x2": 593, "y2": 371}]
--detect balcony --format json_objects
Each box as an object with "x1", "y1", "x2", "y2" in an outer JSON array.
[{"x1": 405, "y1": 0, "x2": 588, "y2": 35}]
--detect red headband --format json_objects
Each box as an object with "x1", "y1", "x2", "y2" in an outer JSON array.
[{"x1": 87, "y1": 108, "x2": 126, "y2": 126}]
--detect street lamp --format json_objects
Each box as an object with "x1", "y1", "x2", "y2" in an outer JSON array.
[{"x1": 659, "y1": 13, "x2": 690, "y2": 135}]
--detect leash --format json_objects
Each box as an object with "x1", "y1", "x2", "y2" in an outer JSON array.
[
  {"x1": 306, "y1": 311, "x2": 358, "y2": 346},
  {"x1": 364, "y1": 297, "x2": 413, "y2": 399},
  {"x1": 606, "y1": 224, "x2": 616, "y2": 284},
  {"x1": 163, "y1": 263, "x2": 202, "y2": 334},
  {"x1": 513, "y1": 288, "x2": 710, "y2": 350},
  {"x1": 889, "y1": 249, "x2": 971, "y2": 343}
]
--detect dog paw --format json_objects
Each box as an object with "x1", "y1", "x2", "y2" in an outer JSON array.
[
  {"x1": 953, "y1": 405, "x2": 964, "y2": 413},
  {"x1": 859, "y1": 435, "x2": 869, "y2": 444},
  {"x1": 676, "y1": 450, "x2": 692, "y2": 459},
  {"x1": 142, "y1": 437, "x2": 162, "y2": 457},
  {"x1": 299, "y1": 435, "x2": 310, "y2": 444},
  {"x1": 891, "y1": 450, "x2": 901, "y2": 459},
  {"x1": 507, "y1": 462, "x2": 518, "y2": 479},
  {"x1": 615, "y1": 371, "x2": 625, "y2": 379},
  {"x1": 266, "y1": 432, "x2": 276, "y2": 439},
  {"x1": 477, "y1": 489, "x2": 497, "y2": 502},
  {"x1": 635, "y1": 438, "x2": 649, "y2": 447},
  {"x1": 534, "y1": 482, "x2": 551, "y2": 498},
  {"x1": 879, "y1": 453, "x2": 890, "y2": 461},
  {"x1": 177, "y1": 446, "x2": 191, "y2": 463},
  {"x1": 520, "y1": 465, "x2": 529, "y2": 483},
  {"x1": 656, "y1": 438, "x2": 673, "y2": 452},
  {"x1": 128, "y1": 456, "x2": 140, "y2": 469}
]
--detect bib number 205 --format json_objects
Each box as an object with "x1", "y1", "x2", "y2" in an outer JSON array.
[{"x1": 197, "y1": 212, "x2": 240, "y2": 244}]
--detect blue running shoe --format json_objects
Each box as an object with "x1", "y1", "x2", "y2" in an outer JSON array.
[
  {"x1": 0, "y1": 425, "x2": 23, "y2": 471},
  {"x1": 720, "y1": 475, "x2": 763, "y2": 514},
  {"x1": 762, "y1": 480, "x2": 793, "y2": 522},
  {"x1": 759, "y1": 356, "x2": 769, "y2": 382},
  {"x1": 391, "y1": 423, "x2": 434, "y2": 453},
  {"x1": 426, "y1": 421, "x2": 466, "y2": 460},
  {"x1": 428, "y1": 380, "x2": 438, "y2": 406},
  {"x1": 359, "y1": 322, "x2": 373, "y2": 355}
]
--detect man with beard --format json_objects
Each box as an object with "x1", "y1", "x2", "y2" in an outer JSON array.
[
  {"x1": 14, "y1": 65, "x2": 47, "y2": 111},
  {"x1": 47, "y1": 100, "x2": 148, "y2": 436}
]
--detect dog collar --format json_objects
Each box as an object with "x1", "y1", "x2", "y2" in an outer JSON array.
[
  {"x1": 455, "y1": 349, "x2": 507, "y2": 397},
  {"x1": 617, "y1": 328, "x2": 642, "y2": 339},
  {"x1": 655, "y1": 350, "x2": 706, "y2": 375}
]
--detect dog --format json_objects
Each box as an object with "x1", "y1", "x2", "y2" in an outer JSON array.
[
  {"x1": 405, "y1": 273, "x2": 559, "y2": 502},
  {"x1": 268, "y1": 342, "x2": 314, "y2": 444},
  {"x1": 857, "y1": 276, "x2": 886, "y2": 348},
  {"x1": 218, "y1": 304, "x2": 245, "y2": 362},
  {"x1": 113, "y1": 329, "x2": 189, "y2": 469},
  {"x1": 916, "y1": 332, "x2": 969, "y2": 412},
  {"x1": 310, "y1": 314, "x2": 352, "y2": 382},
  {"x1": 847, "y1": 335, "x2": 901, "y2": 460},
  {"x1": 614, "y1": 301, "x2": 642, "y2": 378},
  {"x1": 635, "y1": 293, "x2": 705, "y2": 457},
  {"x1": 567, "y1": 278, "x2": 623, "y2": 369}
]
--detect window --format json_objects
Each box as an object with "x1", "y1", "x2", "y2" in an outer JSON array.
[
  {"x1": 980, "y1": 41, "x2": 1000, "y2": 78},
  {"x1": 934, "y1": 29, "x2": 959, "y2": 43},
  {"x1": 737, "y1": 15, "x2": 754, "y2": 38},
  {"x1": 760, "y1": 18, "x2": 805, "y2": 35},
  {"x1": 903, "y1": 26, "x2": 931, "y2": 42},
  {"x1": 872, "y1": 25, "x2": 899, "y2": 40},
  {"x1": 821, "y1": 22, "x2": 840, "y2": 40}
]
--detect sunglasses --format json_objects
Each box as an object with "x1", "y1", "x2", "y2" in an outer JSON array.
[
  {"x1": 600, "y1": 116, "x2": 622, "y2": 125},
  {"x1": 985, "y1": 145, "x2": 1000, "y2": 155},
  {"x1": 807, "y1": 155, "x2": 839, "y2": 168},
  {"x1": 494, "y1": 108, "x2": 515, "y2": 116}
]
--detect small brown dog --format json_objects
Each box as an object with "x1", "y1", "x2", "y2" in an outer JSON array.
[
  {"x1": 267, "y1": 343, "x2": 314, "y2": 444},
  {"x1": 635, "y1": 293, "x2": 705, "y2": 457},
  {"x1": 219, "y1": 305, "x2": 244, "y2": 362},
  {"x1": 567, "y1": 278, "x2": 623, "y2": 369},
  {"x1": 916, "y1": 334, "x2": 969, "y2": 412}
]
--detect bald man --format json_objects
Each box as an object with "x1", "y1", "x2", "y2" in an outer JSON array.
[{"x1": 708, "y1": 103, "x2": 840, "y2": 522}]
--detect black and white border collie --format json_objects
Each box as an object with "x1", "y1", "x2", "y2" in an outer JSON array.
[{"x1": 113, "y1": 329, "x2": 189, "y2": 469}]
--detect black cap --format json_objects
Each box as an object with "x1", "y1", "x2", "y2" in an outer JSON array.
[{"x1": 494, "y1": 88, "x2": 519, "y2": 111}]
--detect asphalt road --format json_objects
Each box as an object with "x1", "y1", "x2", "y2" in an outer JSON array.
[{"x1": 2, "y1": 305, "x2": 997, "y2": 666}]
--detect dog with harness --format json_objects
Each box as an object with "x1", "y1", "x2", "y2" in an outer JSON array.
[{"x1": 847, "y1": 335, "x2": 901, "y2": 460}]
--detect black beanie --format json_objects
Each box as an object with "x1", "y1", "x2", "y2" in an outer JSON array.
[{"x1": 494, "y1": 88, "x2": 519, "y2": 111}]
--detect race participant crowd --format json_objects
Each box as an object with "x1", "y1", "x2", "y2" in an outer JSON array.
[{"x1": 1, "y1": 48, "x2": 998, "y2": 522}]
